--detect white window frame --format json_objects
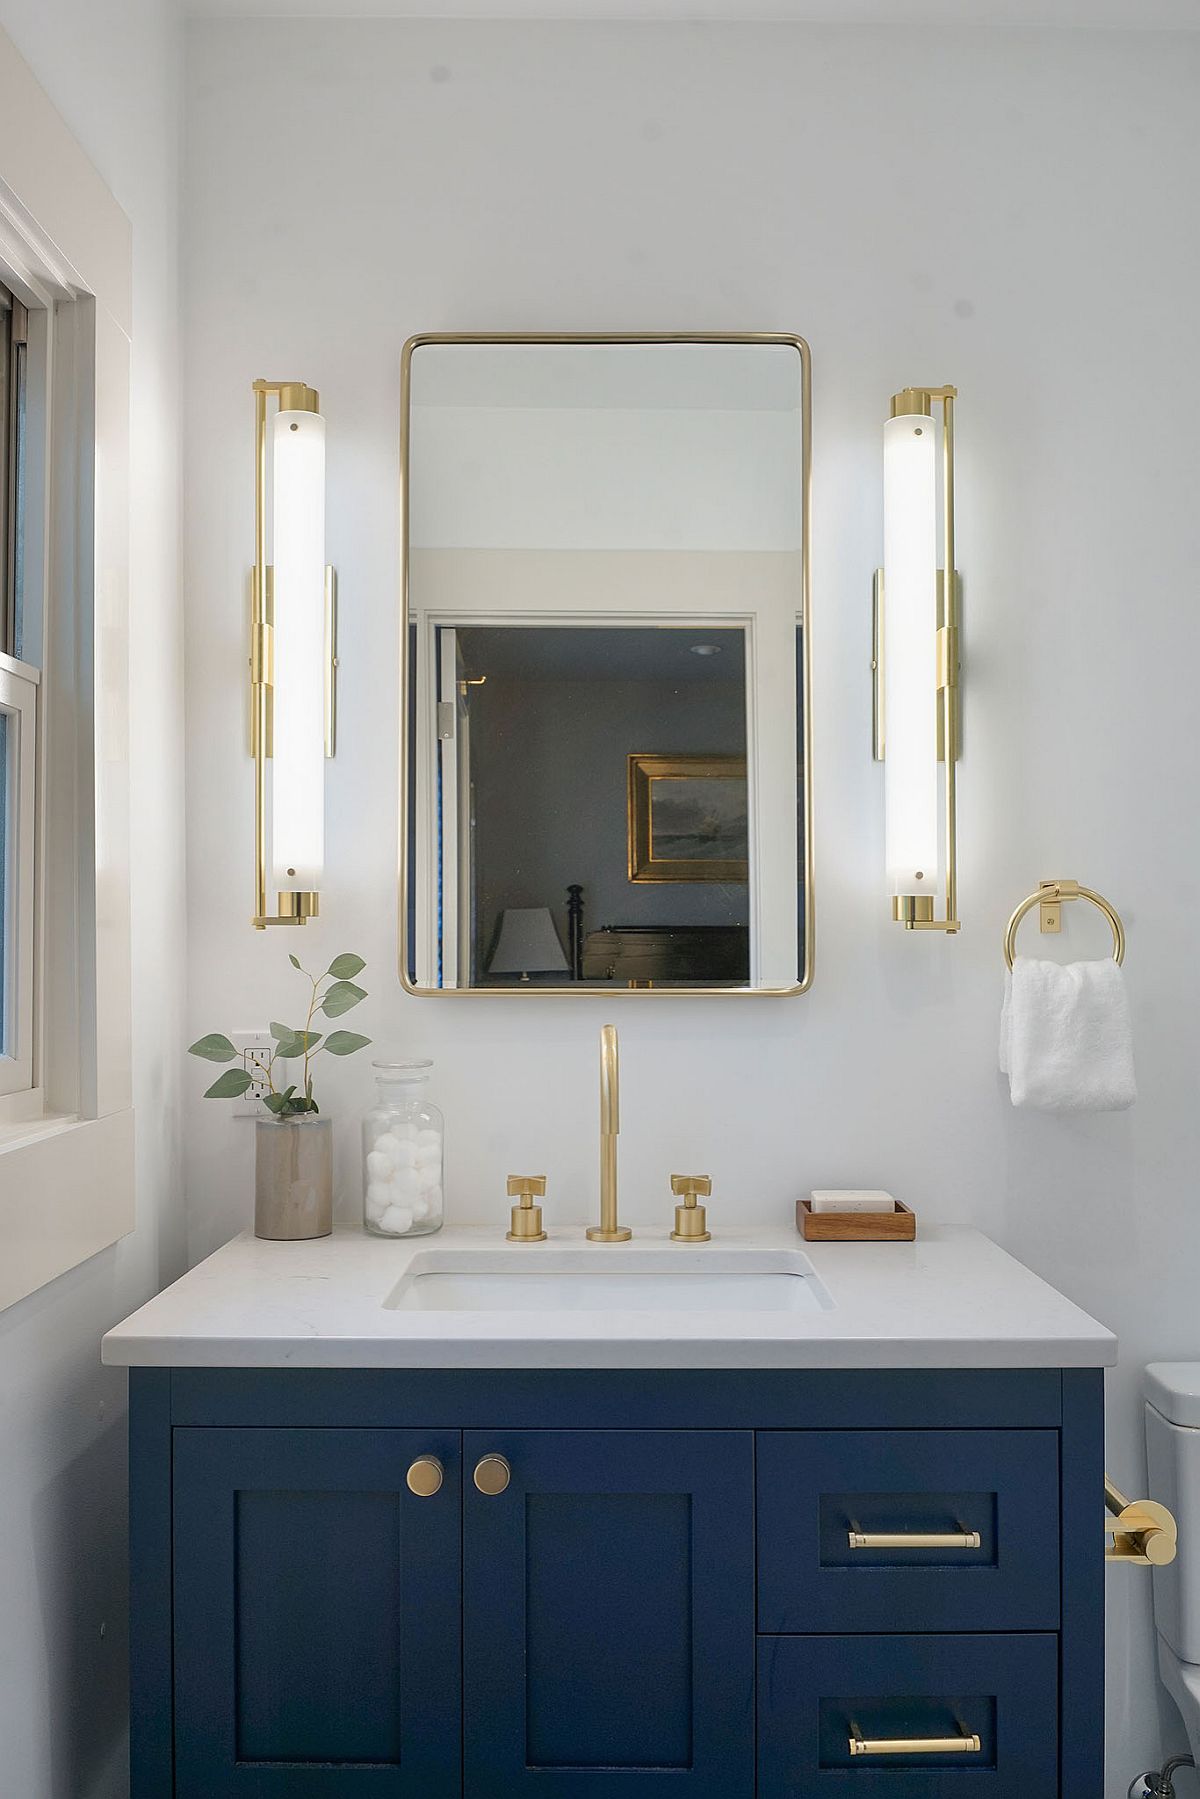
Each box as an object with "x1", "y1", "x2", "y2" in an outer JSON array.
[
  {"x1": 0, "y1": 654, "x2": 37, "y2": 1096},
  {"x1": 0, "y1": 24, "x2": 135, "y2": 1310}
]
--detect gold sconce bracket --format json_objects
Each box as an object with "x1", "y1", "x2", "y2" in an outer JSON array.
[
  {"x1": 872, "y1": 570, "x2": 962, "y2": 765},
  {"x1": 248, "y1": 567, "x2": 338, "y2": 760},
  {"x1": 255, "y1": 377, "x2": 320, "y2": 414},
  {"x1": 1105, "y1": 1474, "x2": 1177, "y2": 1567}
]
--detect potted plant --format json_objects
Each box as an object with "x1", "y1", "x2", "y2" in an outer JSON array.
[{"x1": 189, "y1": 952, "x2": 371, "y2": 1240}]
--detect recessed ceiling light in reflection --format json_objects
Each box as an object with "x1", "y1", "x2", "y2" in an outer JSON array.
[{"x1": 689, "y1": 643, "x2": 722, "y2": 657}]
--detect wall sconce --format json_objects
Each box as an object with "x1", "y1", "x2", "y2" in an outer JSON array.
[
  {"x1": 873, "y1": 384, "x2": 961, "y2": 932},
  {"x1": 249, "y1": 379, "x2": 337, "y2": 929}
]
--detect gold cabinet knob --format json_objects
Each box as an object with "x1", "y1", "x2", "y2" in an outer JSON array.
[
  {"x1": 474, "y1": 1453, "x2": 511, "y2": 1495},
  {"x1": 506, "y1": 1175, "x2": 547, "y2": 1242},
  {"x1": 670, "y1": 1173, "x2": 712, "y2": 1242},
  {"x1": 406, "y1": 1455, "x2": 444, "y2": 1497}
]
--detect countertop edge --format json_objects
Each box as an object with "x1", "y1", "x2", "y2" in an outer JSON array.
[{"x1": 101, "y1": 1335, "x2": 1118, "y2": 1371}]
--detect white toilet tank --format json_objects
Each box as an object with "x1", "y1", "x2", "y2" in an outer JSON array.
[{"x1": 1145, "y1": 1363, "x2": 1200, "y2": 1661}]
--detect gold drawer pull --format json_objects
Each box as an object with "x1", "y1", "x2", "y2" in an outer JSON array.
[
  {"x1": 847, "y1": 1529, "x2": 981, "y2": 1550},
  {"x1": 849, "y1": 1732, "x2": 982, "y2": 1757}
]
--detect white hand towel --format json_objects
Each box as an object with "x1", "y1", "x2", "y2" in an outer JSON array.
[{"x1": 999, "y1": 955, "x2": 1136, "y2": 1112}]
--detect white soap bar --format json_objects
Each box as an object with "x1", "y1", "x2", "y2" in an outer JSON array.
[{"x1": 809, "y1": 1190, "x2": 897, "y2": 1214}]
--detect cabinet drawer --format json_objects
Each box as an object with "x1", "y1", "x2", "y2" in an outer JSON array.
[
  {"x1": 757, "y1": 1428, "x2": 1059, "y2": 1632},
  {"x1": 758, "y1": 1633, "x2": 1059, "y2": 1797}
]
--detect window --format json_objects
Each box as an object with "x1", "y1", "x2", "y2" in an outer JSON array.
[
  {"x1": 0, "y1": 25, "x2": 135, "y2": 1309},
  {"x1": 0, "y1": 283, "x2": 37, "y2": 1100}
]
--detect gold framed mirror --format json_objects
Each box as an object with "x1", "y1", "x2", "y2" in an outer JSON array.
[{"x1": 399, "y1": 333, "x2": 812, "y2": 995}]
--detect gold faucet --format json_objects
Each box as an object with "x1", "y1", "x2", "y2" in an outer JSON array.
[{"x1": 587, "y1": 1024, "x2": 631, "y2": 1241}]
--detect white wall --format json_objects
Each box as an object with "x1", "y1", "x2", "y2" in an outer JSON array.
[
  {"x1": 0, "y1": 4, "x2": 185, "y2": 1795},
  {"x1": 183, "y1": 20, "x2": 1200, "y2": 1791}
]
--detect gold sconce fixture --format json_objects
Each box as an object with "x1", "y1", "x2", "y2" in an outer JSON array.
[
  {"x1": 874, "y1": 385, "x2": 960, "y2": 932},
  {"x1": 249, "y1": 379, "x2": 337, "y2": 929}
]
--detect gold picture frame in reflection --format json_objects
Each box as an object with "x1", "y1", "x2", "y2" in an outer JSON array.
[{"x1": 627, "y1": 754, "x2": 749, "y2": 884}]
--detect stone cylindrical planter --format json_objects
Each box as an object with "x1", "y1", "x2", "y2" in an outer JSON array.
[{"x1": 254, "y1": 1116, "x2": 333, "y2": 1240}]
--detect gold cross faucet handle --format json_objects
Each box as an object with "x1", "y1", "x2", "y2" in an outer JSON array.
[
  {"x1": 670, "y1": 1174, "x2": 712, "y2": 1242},
  {"x1": 506, "y1": 1175, "x2": 547, "y2": 1242}
]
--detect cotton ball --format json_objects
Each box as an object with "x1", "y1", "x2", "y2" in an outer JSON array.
[
  {"x1": 390, "y1": 1167, "x2": 420, "y2": 1200},
  {"x1": 392, "y1": 1139, "x2": 417, "y2": 1169},
  {"x1": 366, "y1": 1148, "x2": 395, "y2": 1182},
  {"x1": 416, "y1": 1128, "x2": 442, "y2": 1152},
  {"x1": 372, "y1": 1132, "x2": 400, "y2": 1157},
  {"x1": 423, "y1": 1187, "x2": 443, "y2": 1217},
  {"x1": 380, "y1": 1204, "x2": 414, "y2": 1236},
  {"x1": 366, "y1": 1185, "x2": 389, "y2": 1222},
  {"x1": 410, "y1": 1196, "x2": 429, "y2": 1221}
]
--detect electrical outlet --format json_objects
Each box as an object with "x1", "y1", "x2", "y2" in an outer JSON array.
[{"x1": 231, "y1": 1032, "x2": 275, "y2": 1116}]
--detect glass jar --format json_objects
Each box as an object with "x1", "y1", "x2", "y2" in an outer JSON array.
[{"x1": 362, "y1": 1060, "x2": 444, "y2": 1238}]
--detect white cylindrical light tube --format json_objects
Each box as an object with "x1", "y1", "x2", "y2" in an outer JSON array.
[
  {"x1": 883, "y1": 410, "x2": 938, "y2": 900},
  {"x1": 271, "y1": 407, "x2": 326, "y2": 892}
]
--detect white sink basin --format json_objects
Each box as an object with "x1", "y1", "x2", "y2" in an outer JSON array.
[{"x1": 384, "y1": 1246, "x2": 830, "y2": 1315}]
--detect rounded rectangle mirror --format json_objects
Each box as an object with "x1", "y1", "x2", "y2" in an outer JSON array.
[{"x1": 400, "y1": 334, "x2": 811, "y2": 995}]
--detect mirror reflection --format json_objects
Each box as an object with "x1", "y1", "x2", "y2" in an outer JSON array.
[{"x1": 401, "y1": 338, "x2": 811, "y2": 993}]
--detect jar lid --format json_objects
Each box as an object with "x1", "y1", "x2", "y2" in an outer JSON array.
[{"x1": 372, "y1": 1058, "x2": 433, "y2": 1077}]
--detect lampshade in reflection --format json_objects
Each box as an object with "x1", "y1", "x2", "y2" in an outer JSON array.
[{"x1": 488, "y1": 908, "x2": 569, "y2": 980}]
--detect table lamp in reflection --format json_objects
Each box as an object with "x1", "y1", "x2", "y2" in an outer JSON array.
[{"x1": 487, "y1": 908, "x2": 570, "y2": 983}]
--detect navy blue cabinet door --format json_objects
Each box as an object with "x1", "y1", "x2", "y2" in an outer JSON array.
[
  {"x1": 173, "y1": 1428, "x2": 461, "y2": 1798},
  {"x1": 463, "y1": 1429, "x2": 754, "y2": 1797}
]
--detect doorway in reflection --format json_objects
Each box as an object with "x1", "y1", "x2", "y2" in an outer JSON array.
[{"x1": 441, "y1": 624, "x2": 749, "y2": 987}]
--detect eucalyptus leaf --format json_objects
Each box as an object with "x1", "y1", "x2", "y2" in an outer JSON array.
[
  {"x1": 271, "y1": 1025, "x2": 322, "y2": 1059},
  {"x1": 203, "y1": 1068, "x2": 253, "y2": 1100},
  {"x1": 321, "y1": 981, "x2": 366, "y2": 1017},
  {"x1": 262, "y1": 1091, "x2": 290, "y2": 1115},
  {"x1": 289, "y1": 954, "x2": 303, "y2": 971},
  {"x1": 327, "y1": 952, "x2": 366, "y2": 981},
  {"x1": 189, "y1": 1032, "x2": 238, "y2": 1063},
  {"x1": 323, "y1": 1031, "x2": 371, "y2": 1057}
]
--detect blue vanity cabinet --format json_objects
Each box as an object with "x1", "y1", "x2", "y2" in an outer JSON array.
[
  {"x1": 756, "y1": 1428, "x2": 1061, "y2": 1634},
  {"x1": 462, "y1": 1429, "x2": 754, "y2": 1795},
  {"x1": 757, "y1": 1633, "x2": 1061, "y2": 1796},
  {"x1": 171, "y1": 1426, "x2": 462, "y2": 1797},
  {"x1": 130, "y1": 1368, "x2": 1103, "y2": 1799}
]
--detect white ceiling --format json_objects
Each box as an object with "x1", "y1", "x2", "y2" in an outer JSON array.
[{"x1": 183, "y1": 0, "x2": 1200, "y2": 26}]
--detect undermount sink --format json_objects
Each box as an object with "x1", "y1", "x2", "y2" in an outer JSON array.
[{"x1": 384, "y1": 1245, "x2": 831, "y2": 1315}]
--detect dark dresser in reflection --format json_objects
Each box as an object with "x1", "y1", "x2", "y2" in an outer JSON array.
[{"x1": 581, "y1": 925, "x2": 749, "y2": 985}]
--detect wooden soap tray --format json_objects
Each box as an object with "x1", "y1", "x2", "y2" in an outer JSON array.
[{"x1": 796, "y1": 1198, "x2": 916, "y2": 1242}]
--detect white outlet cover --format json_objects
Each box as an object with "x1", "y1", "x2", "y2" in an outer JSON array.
[{"x1": 231, "y1": 1032, "x2": 275, "y2": 1117}]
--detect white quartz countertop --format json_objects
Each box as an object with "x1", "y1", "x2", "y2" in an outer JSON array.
[{"x1": 101, "y1": 1223, "x2": 1116, "y2": 1371}]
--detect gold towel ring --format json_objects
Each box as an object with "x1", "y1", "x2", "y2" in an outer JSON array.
[{"x1": 1003, "y1": 880, "x2": 1125, "y2": 971}]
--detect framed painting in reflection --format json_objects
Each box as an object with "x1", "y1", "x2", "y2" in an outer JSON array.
[{"x1": 627, "y1": 754, "x2": 749, "y2": 884}]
